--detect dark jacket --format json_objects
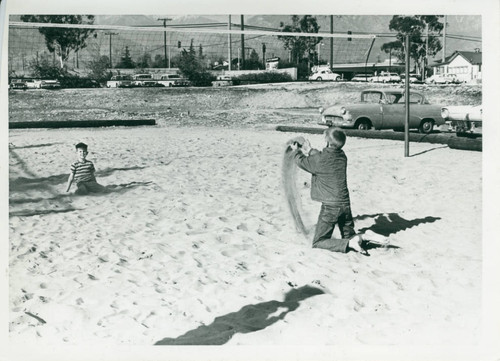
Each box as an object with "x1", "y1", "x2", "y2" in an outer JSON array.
[{"x1": 294, "y1": 147, "x2": 350, "y2": 205}]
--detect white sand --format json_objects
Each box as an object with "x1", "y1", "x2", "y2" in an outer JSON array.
[{"x1": 7, "y1": 124, "x2": 484, "y2": 356}]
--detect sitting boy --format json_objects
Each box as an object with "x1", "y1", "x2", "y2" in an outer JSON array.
[{"x1": 66, "y1": 142, "x2": 107, "y2": 195}]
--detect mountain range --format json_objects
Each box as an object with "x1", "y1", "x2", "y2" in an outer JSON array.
[{"x1": 92, "y1": 14, "x2": 482, "y2": 60}]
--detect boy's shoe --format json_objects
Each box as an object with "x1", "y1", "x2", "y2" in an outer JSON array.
[
  {"x1": 363, "y1": 230, "x2": 390, "y2": 245},
  {"x1": 348, "y1": 235, "x2": 368, "y2": 255}
]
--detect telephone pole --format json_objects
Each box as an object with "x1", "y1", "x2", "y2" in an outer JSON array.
[
  {"x1": 158, "y1": 17, "x2": 173, "y2": 68},
  {"x1": 104, "y1": 32, "x2": 118, "y2": 68}
]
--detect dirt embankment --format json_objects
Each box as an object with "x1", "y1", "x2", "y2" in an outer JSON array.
[{"x1": 8, "y1": 82, "x2": 482, "y2": 127}]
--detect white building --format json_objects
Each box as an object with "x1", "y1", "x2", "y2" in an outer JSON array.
[{"x1": 431, "y1": 50, "x2": 482, "y2": 83}]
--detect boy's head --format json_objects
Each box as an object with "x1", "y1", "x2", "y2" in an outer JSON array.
[
  {"x1": 324, "y1": 128, "x2": 346, "y2": 149},
  {"x1": 75, "y1": 142, "x2": 88, "y2": 161}
]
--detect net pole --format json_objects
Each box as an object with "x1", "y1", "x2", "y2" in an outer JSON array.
[{"x1": 404, "y1": 34, "x2": 410, "y2": 158}]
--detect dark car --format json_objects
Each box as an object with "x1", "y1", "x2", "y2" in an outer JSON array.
[{"x1": 9, "y1": 79, "x2": 27, "y2": 90}]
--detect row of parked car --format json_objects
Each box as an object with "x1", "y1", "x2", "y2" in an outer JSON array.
[
  {"x1": 9, "y1": 78, "x2": 61, "y2": 90},
  {"x1": 9, "y1": 73, "x2": 192, "y2": 90},
  {"x1": 106, "y1": 73, "x2": 191, "y2": 88},
  {"x1": 308, "y1": 69, "x2": 463, "y2": 85},
  {"x1": 317, "y1": 88, "x2": 482, "y2": 136}
]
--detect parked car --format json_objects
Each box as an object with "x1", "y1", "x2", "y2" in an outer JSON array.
[
  {"x1": 441, "y1": 105, "x2": 482, "y2": 136},
  {"x1": 9, "y1": 79, "x2": 27, "y2": 90},
  {"x1": 211, "y1": 75, "x2": 233, "y2": 87},
  {"x1": 318, "y1": 88, "x2": 445, "y2": 134},
  {"x1": 132, "y1": 73, "x2": 154, "y2": 87},
  {"x1": 401, "y1": 73, "x2": 423, "y2": 84},
  {"x1": 39, "y1": 80, "x2": 61, "y2": 89},
  {"x1": 350, "y1": 73, "x2": 373, "y2": 82},
  {"x1": 308, "y1": 69, "x2": 341, "y2": 82},
  {"x1": 106, "y1": 75, "x2": 133, "y2": 88},
  {"x1": 25, "y1": 78, "x2": 42, "y2": 89},
  {"x1": 369, "y1": 72, "x2": 401, "y2": 83},
  {"x1": 426, "y1": 74, "x2": 461, "y2": 85},
  {"x1": 156, "y1": 74, "x2": 191, "y2": 87}
]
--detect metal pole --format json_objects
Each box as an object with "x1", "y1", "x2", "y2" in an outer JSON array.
[
  {"x1": 330, "y1": 15, "x2": 334, "y2": 69},
  {"x1": 228, "y1": 15, "x2": 232, "y2": 71},
  {"x1": 404, "y1": 35, "x2": 410, "y2": 158},
  {"x1": 424, "y1": 22, "x2": 429, "y2": 81}
]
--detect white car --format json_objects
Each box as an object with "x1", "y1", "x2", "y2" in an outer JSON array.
[
  {"x1": 369, "y1": 72, "x2": 401, "y2": 83},
  {"x1": 426, "y1": 74, "x2": 461, "y2": 85},
  {"x1": 158, "y1": 74, "x2": 184, "y2": 87},
  {"x1": 309, "y1": 69, "x2": 341, "y2": 82},
  {"x1": 441, "y1": 105, "x2": 482, "y2": 135}
]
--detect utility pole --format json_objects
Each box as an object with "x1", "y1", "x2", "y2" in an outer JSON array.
[
  {"x1": 158, "y1": 17, "x2": 172, "y2": 68},
  {"x1": 442, "y1": 15, "x2": 447, "y2": 64},
  {"x1": 330, "y1": 15, "x2": 334, "y2": 69},
  {"x1": 424, "y1": 22, "x2": 429, "y2": 81},
  {"x1": 228, "y1": 15, "x2": 232, "y2": 71},
  {"x1": 240, "y1": 15, "x2": 245, "y2": 70},
  {"x1": 104, "y1": 32, "x2": 118, "y2": 68}
]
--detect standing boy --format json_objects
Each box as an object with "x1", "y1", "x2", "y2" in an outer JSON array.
[
  {"x1": 66, "y1": 142, "x2": 106, "y2": 195},
  {"x1": 291, "y1": 128, "x2": 384, "y2": 254}
]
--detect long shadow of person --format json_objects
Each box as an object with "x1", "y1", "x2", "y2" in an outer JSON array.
[{"x1": 154, "y1": 285, "x2": 325, "y2": 345}]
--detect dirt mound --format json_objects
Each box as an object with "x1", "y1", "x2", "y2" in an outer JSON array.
[{"x1": 8, "y1": 82, "x2": 482, "y2": 127}]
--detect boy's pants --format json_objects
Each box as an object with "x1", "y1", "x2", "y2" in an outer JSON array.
[
  {"x1": 312, "y1": 203, "x2": 356, "y2": 253},
  {"x1": 76, "y1": 181, "x2": 107, "y2": 195}
]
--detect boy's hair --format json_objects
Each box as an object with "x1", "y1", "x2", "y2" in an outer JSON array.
[
  {"x1": 75, "y1": 142, "x2": 88, "y2": 151},
  {"x1": 324, "y1": 128, "x2": 346, "y2": 149}
]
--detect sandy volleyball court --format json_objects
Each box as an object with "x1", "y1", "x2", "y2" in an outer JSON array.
[{"x1": 7, "y1": 124, "x2": 483, "y2": 357}]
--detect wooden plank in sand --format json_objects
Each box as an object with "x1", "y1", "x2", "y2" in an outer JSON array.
[
  {"x1": 276, "y1": 125, "x2": 482, "y2": 152},
  {"x1": 9, "y1": 119, "x2": 156, "y2": 129}
]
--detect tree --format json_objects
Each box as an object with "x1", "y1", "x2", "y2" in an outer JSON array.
[
  {"x1": 245, "y1": 49, "x2": 263, "y2": 70},
  {"x1": 116, "y1": 46, "x2": 135, "y2": 69},
  {"x1": 278, "y1": 15, "x2": 322, "y2": 65},
  {"x1": 20, "y1": 15, "x2": 95, "y2": 69},
  {"x1": 88, "y1": 55, "x2": 112, "y2": 82},
  {"x1": 137, "y1": 52, "x2": 152, "y2": 69},
  {"x1": 381, "y1": 16, "x2": 444, "y2": 76},
  {"x1": 177, "y1": 39, "x2": 214, "y2": 86},
  {"x1": 29, "y1": 56, "x2": 65, "y2": 79},
  {"x1": 151, "y1": 54, "x2": 166, "y2": 68}
]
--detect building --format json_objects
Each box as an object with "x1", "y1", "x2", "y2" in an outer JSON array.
[{"x1": 431, "y1": 50, "x2": 482, "y2": 83}]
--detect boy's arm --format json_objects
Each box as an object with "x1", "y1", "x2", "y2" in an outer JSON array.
[
  {"x1": 66, "y1": 173, "x2": 74, "y2": 192},
  {"x1": 294, "y1": 148, "x2": 320, "y2": 174}
]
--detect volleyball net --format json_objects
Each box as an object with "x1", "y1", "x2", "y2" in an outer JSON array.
[{"x1": 8, "y1": 19, "x2": 376, "y2": 75}]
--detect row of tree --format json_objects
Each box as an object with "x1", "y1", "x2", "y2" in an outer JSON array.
[{"x1": 19, "y1": 15, "x2": 447, "y2": 81}]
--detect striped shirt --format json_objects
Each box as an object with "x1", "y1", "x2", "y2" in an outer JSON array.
[{"x1": 70, "y1": 160, "x2": 96, "y2": 184}]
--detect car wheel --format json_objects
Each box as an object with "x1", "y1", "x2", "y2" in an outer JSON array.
[
  {"x1": 316, "y1": 77, "x2": 322, "y2": 81},
  {"x1": 356, "y1": 120, "x2": 370, "y2": 130},
  {"x1": 419, "y1": 120, "x2": 434, "y2": 134},
  {"x1": 335, "y1": 76, "x2": 340, "y2": 81}
]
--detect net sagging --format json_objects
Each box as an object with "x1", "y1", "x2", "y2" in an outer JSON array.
[{"x1": 8, "y1": 18, "x2": 376, "y2": 75}]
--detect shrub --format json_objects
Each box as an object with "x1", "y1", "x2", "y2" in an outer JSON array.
[{"x1": 232, "y1": 72, "x2": 293, "y2": 85}]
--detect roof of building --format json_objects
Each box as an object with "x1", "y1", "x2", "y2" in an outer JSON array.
[{"x1": 432, "y1": 50, "x2": 482, "y2": 67}]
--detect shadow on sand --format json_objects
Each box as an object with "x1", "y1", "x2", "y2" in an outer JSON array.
[
  {"x1": 356, "y1": 212, "x2": 441, "y2": 237},
  {"x1": 353, "y1": 212, "x2": 441, "y2": 254},
  {"x1": 154, "y1": 285, "x2": 325, "y2": 345}
]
